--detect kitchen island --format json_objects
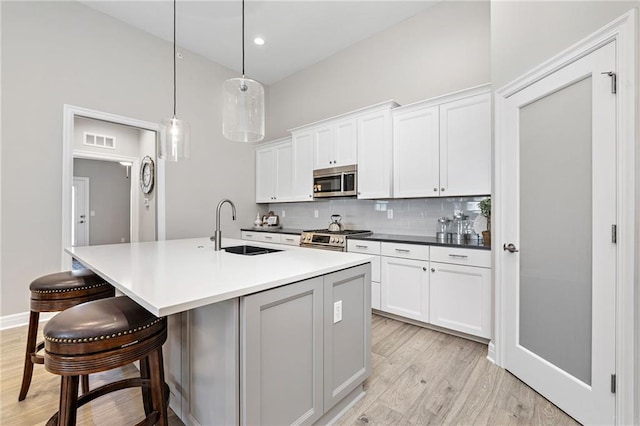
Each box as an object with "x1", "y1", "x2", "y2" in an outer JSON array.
[{"x1": 67, "y1": 238, "x2": 373, "y2": 425}]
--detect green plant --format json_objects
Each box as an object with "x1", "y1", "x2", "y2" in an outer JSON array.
[{"x1": 479, "y1": 197, "x2": 491, "y2": 232}]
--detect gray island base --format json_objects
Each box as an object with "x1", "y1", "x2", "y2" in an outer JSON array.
[
  {"x1": 170, "y1": 264, "x2": 371, "y2": 425},
  {"x1": 67, "y1": 238, "x2": 373, "y2": 426}
]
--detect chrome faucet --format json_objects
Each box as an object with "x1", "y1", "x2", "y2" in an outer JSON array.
[{"x1": 212, "y1": 199, "x2": 236, "y2": 251}]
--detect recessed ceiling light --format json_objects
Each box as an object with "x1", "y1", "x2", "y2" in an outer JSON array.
[{"x1": 253, "y1": 37, "x2": 265, "y2": 46}]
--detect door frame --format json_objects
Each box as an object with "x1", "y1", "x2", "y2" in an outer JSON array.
[
  {"x1": 494, "y1": 10, "x2": 636, "y2": 424},
  {"x1": 72, "y1": 176, "x2": 90, "y2": 246},
  {"x1": 61, "y1": 105, "x2": 166, "y2": 270}
]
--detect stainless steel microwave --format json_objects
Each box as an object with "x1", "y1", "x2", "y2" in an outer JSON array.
[{"x1": 313, "y1": 165, "x2": 357, "y2": 198}]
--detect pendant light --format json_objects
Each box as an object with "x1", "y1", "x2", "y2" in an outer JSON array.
[
  {"x1": 159, "y1": 0, "x2": 190, "y2": 161},
  {"x1": 222, "y1": 0, "x2": 265, "y2": 142}
]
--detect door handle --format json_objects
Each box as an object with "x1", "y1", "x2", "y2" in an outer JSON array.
[
  {"x1": 79, "y1": 220, "x2": 85, "y2": 224},
  {"x1": 503, "y1": 243, "x2": 519, "y2": 253}
]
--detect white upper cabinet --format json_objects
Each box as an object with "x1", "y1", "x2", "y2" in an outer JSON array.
[
  {"x1": 393, "y1": 105, "x2": 440, "y2": 198},
  {"x1": 255, "y1": 138, "x2": 293, "y2": 203},
  {"x1": 357, "y1": 103, "x2": 396, "y2": 199},
  {"x1": 393, "y1": 85, "x2": 491, "y2": 198},
  {"x1": 313, "y1": 117, "x2": 357, "y2": 169},
  {"x1": 291, "y1": 130, "x2": 314, "y2": 201},
  {"x1": 439, "y1": 93, "x2": 491, "y2": 196}
]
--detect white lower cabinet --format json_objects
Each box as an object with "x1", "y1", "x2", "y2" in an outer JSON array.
[
  {"x1": 347, "y1": 240, "x2": 381, "y2": 310},
  {"x1": 241, "y1": 230, "x2": 282, "y2": 244},
  {"x1": 381, "y1": 256, "x2": 430, "y2": 323},
  {"x1": 429, "y1": 262, "x2": 492, "y2": 338}
]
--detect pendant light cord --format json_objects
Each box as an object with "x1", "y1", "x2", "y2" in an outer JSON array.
[
  {"x1": 242, "y1": 0, "x2": 245, "y2": 78},
  {"x1": 173, "y1": 0, "x2": 177, "y2": 117}
]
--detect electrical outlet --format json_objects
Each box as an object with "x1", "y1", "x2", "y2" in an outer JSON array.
[
  {"x1": 387, "y1": 209, "x2": 394, "y2": 219},
  {"x1": 314, "y1": 210, "x2": 319, "y2": 218},
  {"x1": 281, "y1": 210, "x2": 286, "y2": 218},
  {"x1": 90, "y1": 211, "x2": 96, "y2": 217},
  {"x1": 120, "y1": 237, "x2": 126, "y2": 243},
  {"x1": 333, "y1": 300, "x2": 342, "y2": 323}
]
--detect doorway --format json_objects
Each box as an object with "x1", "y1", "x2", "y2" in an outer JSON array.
[
  {"x1": 72, "y1": 177, "x2": 90, "y2": 247},
  {"x1": 61, "y1": 105, "x2": 165, "y2": 270},
  {"x1": 494, "y1": 11, "x2": 636, "y2": 425}
]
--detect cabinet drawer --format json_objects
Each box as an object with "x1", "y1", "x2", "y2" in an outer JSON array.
[
  {"x1": 381, "y1": 242, "x2": 429, "y2": 261},
  {"x1": 430, "y1": 246, "x2": 490, "y2": 268},
  {"x1": 347, "y1": 240, "x2": 381, "y2": 255},
  {"x1": 241, "y1": 231, "x2": 282, "y2": 244},
  {"x1": 280, "y1": 234, "x2": 301, "y2": 246}
]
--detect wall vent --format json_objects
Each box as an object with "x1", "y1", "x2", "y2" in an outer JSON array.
[{"x1": 84, "y1": 132, "x2": 116, "y2": 149}]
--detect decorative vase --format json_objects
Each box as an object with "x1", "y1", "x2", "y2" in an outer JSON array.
[{"x1": 482, "y1": 230, "x2": 491, "y2": 246}]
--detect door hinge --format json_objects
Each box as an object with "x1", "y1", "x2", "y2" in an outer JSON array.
[
  {"x1": 611, "y1": 224, "x2": 617, "y2": 244},
  {"x1": 601, "y1": 71, "x2": 617, "y2": 94},
  {"x1": 611, "y1": 374, "x2": 616, "y2": 393}
]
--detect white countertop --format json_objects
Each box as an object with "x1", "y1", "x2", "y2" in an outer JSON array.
[{"x1": 66, "y1": 238, "x2": 372, "y2": 317}]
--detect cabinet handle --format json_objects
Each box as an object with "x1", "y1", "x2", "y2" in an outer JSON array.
[
  {"x1": 245, "y1": 234, "x2": 253, "y2": 237},
  {"x1": 441, "y1": 187, "x2": 445, "y2": 192},
  {"x1": 395, "y1": 248, "x2": 410, "y2": 253},
  {"x1": 433, "y1": 188, "x2": 438, "y2": 192},
  {"x1": 309, "y1": 194, "x2": 312, "y2": 198},
  {"x1": 355, "y1": 244, "x2": 369, "y2": 249},
  {"x1": 422, "y1": 267, "x2": 427, "y2": 271},
  {"x1": 265, "y1": 236, "x2": 273, "y2": 239},
  {"x1": 285, "y1": 238, "x2": 294, "y2": 242},
  {"x1": 431, "y1": 268, "x2": 436, "y2": 272},
  {"x1": 448, "y1": 254, "x2": 468, "y2": 258}
]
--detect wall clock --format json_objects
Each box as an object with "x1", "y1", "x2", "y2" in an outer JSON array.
[{"x1": 140, "y1": 156, "x2": 155, "y2": 194}]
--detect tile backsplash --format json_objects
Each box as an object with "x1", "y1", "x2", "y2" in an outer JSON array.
[{"x1": 265, "y1": 196, "x2": 489, "y2": 236}]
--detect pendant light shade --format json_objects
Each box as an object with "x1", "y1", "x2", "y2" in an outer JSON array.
[
  {"x1": 222, "y1": 77, "x2": 265, "y2": 142},
  {"x1": 159, "y1": 0, "x2": 190, "y2": 161},
  {"x1": 222, "y1": 0, "x2": 265, "y2": 142},
  {"x1": 159, "y1": 116, "x2": 190, "y2": 161}
]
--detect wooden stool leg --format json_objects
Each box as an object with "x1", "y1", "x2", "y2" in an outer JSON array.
[
  {"x1": 58, "y1": 375, "x2": 79, "y2": 426},
  {"x1": 139, "y1": 357, "x2": 153, "y2": 416},
  {"x1": 18, "y1": 311, "x2": 40, "y2": 401},
  {"x1": 80, "y1": 375, "x2": 89, "y2": 395},
  {"x1": 148, "y1": 348, "x2": 168, "y2": 426}
]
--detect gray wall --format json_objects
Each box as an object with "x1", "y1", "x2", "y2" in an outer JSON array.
[
  {"x1": 266, "y1": 0, "x2": 490, "y2": 139},
  {"x1": 1, "y1": 1, "x2": 257, "y2": 316},
  {"x1": 74, "y1": 116, "x2": 142, "y2": 157},
  {"x1": 491, "y1": 1, "x2": 639, "y2": 90},
  {"x1": 74, "y1": 159, "x2": 131, "y2": 245}
]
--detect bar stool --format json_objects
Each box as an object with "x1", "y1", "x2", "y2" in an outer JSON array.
[
  {"x1": 19, "y1": 269, "x2": 115, "y2": 401},
  {"x1": 43, "y1": 296, "x2": 168, "y2": 426}
]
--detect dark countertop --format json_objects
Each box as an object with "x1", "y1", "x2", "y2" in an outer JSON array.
[
  {"x1": 349, "y1": 233, "x2": 491, "y2": 251},
  {"x1": 241, "y1": 227, "x2": 305, "y2": 235}
]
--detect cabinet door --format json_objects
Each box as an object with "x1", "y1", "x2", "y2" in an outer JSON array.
[
  {"x1": 323, "y1": 264, "x2": 371, "y2": 408},
  {"x1": 313, "y1": 125, "x2": 335, "y2": 169},
  {"x1": 429, "y1": 262, "x2": 492, "y2": 338},
  {"x1": 357, "y1": 109, "x2": 393, "y2": 199},
  {"x1": 334, "y1": 118, "x2": 357, "y2": 167},
  {"x1": 242, "y1": 277, "x2": 324, "y2": 426},
  {"x1": 291, "y1": 130, "x2": 314, "y2": 201},
  {"x1": 393, "y1": 106, "x2": 440, "y2": 198},
  {"x1": 439, "y1": 93, "x2": 491, "y2": 196},
  {"x1": 274, "y1": 142, "x2": 293, "y2": 202},
  {"x1": 255, "y1": 147, "x2": 275, "y2": 203},
  {"x1": 381, "y1": 257, "x2": 429, "y2": 322}
]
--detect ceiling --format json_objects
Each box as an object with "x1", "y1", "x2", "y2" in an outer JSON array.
[{"x1": 80, "y1": 1, "x2": 438, "y2": 85}]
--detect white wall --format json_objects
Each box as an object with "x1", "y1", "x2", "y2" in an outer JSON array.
[
  {"x1": 266, "y1": 0, "x2": 490, "y2": 139},
  {"x1": 138, "y1": 129, "x2": 157, "y2": 242},
  {"x1": 1, "y1": 1, "x2": 257, "y2": 317}
]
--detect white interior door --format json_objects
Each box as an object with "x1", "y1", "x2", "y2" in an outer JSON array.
[
  {"x1": 72, "y1": 177, "x2": 90, "y2": 246},
  {"x1": 501, "y1": 41, "x2": 616, "y2": 424}
]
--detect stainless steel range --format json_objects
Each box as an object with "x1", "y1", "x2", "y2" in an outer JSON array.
[{"x1": 300, "y1": 229, "x2": 372, "y2": 251}]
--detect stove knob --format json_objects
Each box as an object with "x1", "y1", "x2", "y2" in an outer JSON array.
[
  {"x1": 339, "y1": 238, "x2": 344, "y2": 243},
  {"x1": 330, "y1": 237, "x2": 336, "y2": 243}
]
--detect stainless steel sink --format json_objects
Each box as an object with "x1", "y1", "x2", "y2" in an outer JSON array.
[{"x1": 223, "y1": 245, "x2": 282, "y2": 256}]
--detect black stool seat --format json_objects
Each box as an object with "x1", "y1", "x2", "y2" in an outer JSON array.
[
  {"x1": 43, "y1": 296, "x2": 168, "y2": 425},
  {"x1": 19, "y1": 270, "x2": 114, "y2": 402}
]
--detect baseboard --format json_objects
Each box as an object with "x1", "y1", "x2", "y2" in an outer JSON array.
[
  {"x1": 0, "y1": 311, "x2": 56, "y2": 331},
  {"x1": 486, "y1": 340, "x2": 496, "y2": 364}
]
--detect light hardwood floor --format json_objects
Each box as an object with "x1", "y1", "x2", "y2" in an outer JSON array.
[{"x1": 0, "y1": 314, "x2": 579, "y2": 425}]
